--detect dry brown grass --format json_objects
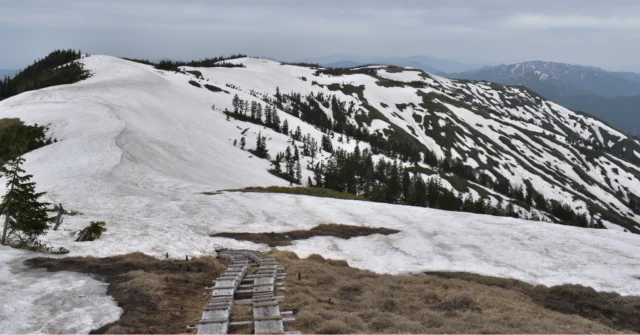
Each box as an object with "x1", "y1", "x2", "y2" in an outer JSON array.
[
  {"x1": 270, "y1": 250, "x2": 637, "y2": 334},
  {"x1": 28, "y1": 253, "x2": 228, "y2": 334},
  {"x1": 211, "y1": 223, "x2": 399, "y2": 247},
  {"x1": 26, "y1": 250, "x2": 640, "y2": 334}
]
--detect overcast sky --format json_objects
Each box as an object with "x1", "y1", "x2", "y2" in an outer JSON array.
[{"x1": 1, "y1": 0, "x2": 639, "y2": 71}]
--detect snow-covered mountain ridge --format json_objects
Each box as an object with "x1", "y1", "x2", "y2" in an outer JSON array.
[
  {"x1": 1, "y1": 56, "x2": 640, "y2": 334},
  {"x1": 2, "y1": 55, "x2": 640, "y2": 332},
  {"x1": 176, "y1": 57, "x2": 640, "y2": 233},
  {"x1": 3, "y1": 55, "x2": 640, "y2": 232}
]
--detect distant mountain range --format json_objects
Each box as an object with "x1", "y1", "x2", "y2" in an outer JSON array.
[
  {"x1": 299, "y1": 54, "x2": 482, "y2": 73},
  {"x1": 448, "y1": 61, "x2": 640, "y2": 135}
]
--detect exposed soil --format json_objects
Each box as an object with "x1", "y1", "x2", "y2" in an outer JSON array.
[
  {"x1": 211, "y1": 223, "x2": 400, "y2": 247},
  {"x1": 27, "y1": 253, "x2": 229, "y2": 334},
  {"x1": 26, "y1": 250, "x2": 640, "y2": 334}
]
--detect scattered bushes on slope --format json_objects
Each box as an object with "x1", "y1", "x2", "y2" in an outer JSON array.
[
  {"x1": 227, "y1": 186, "x2": 366, "y2": 201},
  {"x1": 0, "y1": 49, "x2": 90, "y2": 101},
  {"x1": 186, "y1": 70, "x2": 203, "y2": 79},
  {"x1": 204, "y1": 84, "x2": 227, "y2": 93},
  {"x1": 0, "y1": 118, "x2": 51, "y2": 167}
]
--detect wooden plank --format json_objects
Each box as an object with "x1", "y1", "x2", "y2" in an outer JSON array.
[
  {"x1": 199, "y1": 317, "x2": 229, "y2": 323},
  {"x1": 253, "y1": 295, "x2": 284, "y2": 301},
  {"x1": 202, "y1": 309, "x2": 229, "y2": 321},
  {"x1": 245, "y1": 274, "x2": 278, "y2": 278},
  {"x1": 197, "y1": 322, "x2": 228, "y2": 335},
  {"x1": 212, "y1": 288, "x2": 235, "y2": 296},
  {"x1": 254, "y1": 277, "x2": 275, "y2": 286},
  {"x1": 254, "y1": 306, "x2": 281, "y2": 319},
  {"x1": 254, "y1": 320, "x2": 284, "y2": 334},
  {"x1": 253, "y1": 286, "x2": 274, "y2": 293},
  {"x1": 209, "y1": 296, "x2": 233, "y2": 302},
  {"x1": 253, "y1": 301, "x2": 280, "y2": 307},
  {"x1": 203, "y1": 305, "x2": 231, "y2": 311}
]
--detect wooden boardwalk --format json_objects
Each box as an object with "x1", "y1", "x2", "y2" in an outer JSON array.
[
  {"x1": 193, "y1": 249, "x2": 298, "y2": 335},
  {"x1": 197, "y1": 251, "x2": 248, "y2": 334}
]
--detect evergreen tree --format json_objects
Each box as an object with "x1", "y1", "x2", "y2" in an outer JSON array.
[
  {"x1": 294, "y1": 126, "x2": 302, "y2": 141},
  {"x1": 240, "y1": 137, "x2": 246, "y2": 149},
  {"x1": 321, "y1": 135, "x2": 333, "y2": 153},
  {"x1": 265, "y1": 105, "x2": 272, "y2": 127},
  {"x1": 250, "y1": 101, "x2": 257, "y2": 120},
  {"x1": 232, "y1": 94, "x2": 240, "y2": 114},
  {"x1": 254, "y1": 132, "x2": 268, "y2": 158},
  {"x1": 295, "y1": 161, "x2": 302, "y2": 183},
  {"x1": 282, "y1": 119, "x2": 289, "y2": 135},
  {"x1": 272, "y1": 154, "x2": 282, "y2": 173},
  {"x1": 275, "y1": 86, "x2": 282, "y2": 105},
  {"x1": 1, "y1": 157, "x2": 51, "y2": 247},
  {"x1": 272, "y1": 109, "x2": 281, "y2": 132},
  {"x1": 256, "y1": 104, "x2": 263, "y2": 122}
]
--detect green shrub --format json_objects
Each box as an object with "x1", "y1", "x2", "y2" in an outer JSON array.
[
  {"x1": 188, "y1": 80, "x2": 201, "y2": 88},
  {"x1": 76, "y1": 221, "x2": 107, "y2": 242},
  {"x1": 186, "y1": 70, "x2": 203, "y2": 78},
  {"x1": 204, "y1": 84, "x2": 227, "y2": 93},
  {"x1": 0, "y1": 118, "x2": 50, "y2": 166}
]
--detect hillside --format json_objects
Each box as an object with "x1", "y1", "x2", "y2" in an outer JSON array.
[
  {"x1": 451, "y1": 61, "x2": 640, "y2": 134},
  {"x1": 0, "y1": 55, "x2": 639, "y2": 332},
  {"x1": 187, "y1": 57, "x2": 640, "y2": 232}
]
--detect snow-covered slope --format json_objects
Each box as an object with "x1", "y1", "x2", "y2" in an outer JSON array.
[
  {"x1": 181, "y1": 57, "x2": 640, "y2": 232},
  {"x1": 1, "y1": 55, "x2": 640, "y2": 332}
]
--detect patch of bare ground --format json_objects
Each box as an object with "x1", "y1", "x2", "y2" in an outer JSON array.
[
  {"x1": 27, "y1": 253, "x2": 229, "y2": 334},
  {"x1": 211, "y1": 223, "x2": 400, "y2": 247},
  {"x1": 270, "y1": 250, "x2": 638, "y2": 334}
]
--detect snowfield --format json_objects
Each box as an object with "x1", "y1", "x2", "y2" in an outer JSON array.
[{"x1": 1, "y1": 56, "x2": 640, "y2": 332}]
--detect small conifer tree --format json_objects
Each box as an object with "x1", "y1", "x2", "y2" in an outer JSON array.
[{"x1": 1, "y1": 157, "x2": 51, "y2": 247}]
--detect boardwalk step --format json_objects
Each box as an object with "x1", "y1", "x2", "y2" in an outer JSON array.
[{"x1": 199, "y1": 317, "x2": 229, "y2": 324}]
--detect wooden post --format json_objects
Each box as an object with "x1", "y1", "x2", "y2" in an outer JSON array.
[
  {"x1": 1, "y1": 211, "x2": 9, "y2": 245},
  {"x1": 1, "y1": 195, "x2": 13, "y2": 245},
  {"x1": 53, "y1": 203, "x2": 64, "y2": 231},
  {"x1": 2, "y1": 163, "x2": 18, "y2": 245}
]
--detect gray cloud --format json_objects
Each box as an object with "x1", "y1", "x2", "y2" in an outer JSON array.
[{"x1": 1, "y1": 0, "x2": 639, "y2": 71}]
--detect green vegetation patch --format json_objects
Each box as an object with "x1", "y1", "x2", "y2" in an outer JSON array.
[
  {"x1": 204, "y1": 84, "x2": 228, "y2": 93},
  {"x1": 0, "y1": 118, "x2": 51, "y2": 166},
  {"x1": 186, "y1": 70, "x2": 203, "y2": 79},
  {"x1": 0, "y1": 49, "x2": 90, "y2": 101},
  {"x1": 188, "y1": 80, "x2": 201, "y2": 88},
  {"x1": 226, "y1": 186, "x2": 367, "y2": 201}
]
